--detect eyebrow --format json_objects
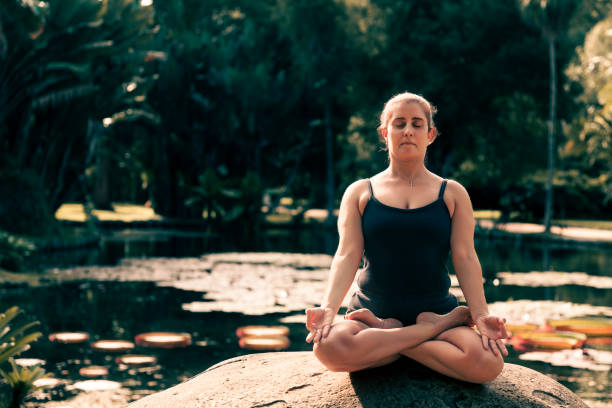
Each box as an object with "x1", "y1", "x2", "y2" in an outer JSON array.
[{"x1": 392, "y1": 116, "x2": 424, "y2": 121}]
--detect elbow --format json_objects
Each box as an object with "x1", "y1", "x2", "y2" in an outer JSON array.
[
  {"x1": 451, "y1": 249, "x2": 476, "y2": 265},
  {"x1": 333, "y1": 249, "x2": 363, "y2": 269}
]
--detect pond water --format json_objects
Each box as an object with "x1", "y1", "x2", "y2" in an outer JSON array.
[{"x1": 2, "y1": 228, "x2": 612, "y2": 407}]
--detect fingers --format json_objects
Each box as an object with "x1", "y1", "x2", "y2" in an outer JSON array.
[
  {"x1": 497, "y1": 339, "x2": 508, "y2": 357},
  {"x1": 305, "y1": 308, "x2": 314, "y2": 331},
  {"x1": 305, "y1": 329, "x2": 320, "y2": 343},
  {"x1": 488, "y1": 338, "x2": 498, "y2": 356},
  {"x1": 481, "y1": 334, "x2": 489, "y2": 351},
  {"x1": 313, "y1": 329, "x2": 322, "y2": 343},
  {"x1": 345, "y1": 308, "x2": 368, "y2": 320},
  {"x1": 322, "y1": 324, "x2": 331, "y2": 339}
]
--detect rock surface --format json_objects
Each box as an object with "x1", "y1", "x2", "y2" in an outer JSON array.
[{"x1": 129, "y1": 351, "x2": 588, "y2": 408}]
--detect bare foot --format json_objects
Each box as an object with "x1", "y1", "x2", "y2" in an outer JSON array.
[
  {"x1": 381, "y1": 317, "x2": 403, "y2": 329},
  {"x1": 416, "y1": 306, "x2": 471, "y2": 329},
  {"x1": 345, "y1": 308, "x2": 403, "y2": 329}
]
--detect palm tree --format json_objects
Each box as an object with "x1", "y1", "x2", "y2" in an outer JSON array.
[
  {"x1": 0, "y1": 0, "x2": 161, "y2": 231},
  {"x1": 517, "y1": 0, "x2": 578, "y2": 232}
]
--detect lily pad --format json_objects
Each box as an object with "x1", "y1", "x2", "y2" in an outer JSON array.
[
  {"x1": 49, "y1": 332, "x2": 90, "y2": 344},
  {"x1": 519, "y1": 348, "x2": 612, "y2": 371},
  {"x1": 497, "y1": 271, "x2": 612, "y2": 289},
  {"x1": 488, "y1": 300, "x2": 612, "y2": 326},
  {"x1": 202, "y1": 252, "x2": 333, "y2": 269},
  {"x1": 134, "y1": 332, "x2": 191, "y2": 348},
  {"x1": 32, "y1": 377, "x2": 63, "y2": 388},
  {"x1": 547, "y1": 318, "x2": 612, "y2": 337},
  {"x1": 238, "y1": 336, "x2": 290, "y2": 351},
  {"x1": 511, "y1": 330, "x2": 586, "y2": 350},
  {"x1": 69, "y1": 379, "x2": 121, "y2": 392},
  {"x1": 235, "y1": 325, "x2": 289, "y2": 338},
  {"x1": 79, "y1": 366, "x2": 109, "y2": 377},
  {"x1": 585, "y1": 337, "x2": 612, "y2": 350},
  {"x1": 91, "y1": 340, "x2": 135, "y2": 352},
  {"x1": 14, "y1": 358, "x2": 45, "y2": 367},
  {"x1": 116, "y1": 355, "x2": 158, "y2": 367},
  {"x1": 505, "y1": 323, "x2": 539, "y2": 336}
]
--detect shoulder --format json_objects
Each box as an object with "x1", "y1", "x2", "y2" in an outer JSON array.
[
  {"x1": 341, "y1": 179, "x2": 371, "y2": 216},
  {"x1": 341, "y1": 179, "x2": 370, "y2": 201},
  {"x1": 444, "y1": 179, "x2": 470, "y2": 200},
  {"x1": 442, "y1": 179, "x2": 472, "y2": 218}
]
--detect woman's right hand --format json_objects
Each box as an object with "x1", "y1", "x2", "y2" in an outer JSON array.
[{"x1": 305, "y1": 307, "x2": 335, "y2": 343}]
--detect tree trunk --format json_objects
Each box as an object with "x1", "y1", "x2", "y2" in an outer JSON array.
[
  {"x1": 153, "y1": 131, "x2": 174, "y2": 217},
  {"x1": 0, "y1": 10, "x2": 7, "y2": 60},
  {"x1": 93, "y1": 128, "x2": 112, "y2": 210},
  {"x1": 324, "y1": 102, "x2": 335, "y2": 225},
  {"x1": 543, "y1": 34, "x2": 556, "y2": 233}
]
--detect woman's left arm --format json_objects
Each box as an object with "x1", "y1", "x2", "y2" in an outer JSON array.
[{"x1": 447, "y1": 180, "x2": 508, "y2": 356}]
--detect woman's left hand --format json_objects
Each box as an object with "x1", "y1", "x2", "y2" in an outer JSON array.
[{"x1": 474, "y1": 314, "x2": 509, "y2": 357}]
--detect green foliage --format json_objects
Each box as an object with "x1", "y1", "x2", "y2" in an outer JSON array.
[
  {"x1": 0, "y1": 307, "x2": 42, "y2": 367},
  {"x1": 517, "y1": 0, "x2": 579, "y2": 38},
  {"x1": 0, "y1": 0, "x2": 161, "y2": 217},
  {"x1": 0, "y1": 306, "x2": 45, "y2": 408},
  {"x1": 0, "y1": 359, "x2": 49, "y2": 408},
  {"x1": 187, "y1": 169, "x2": 264, "y2": 223},
  {"x1": 0, "y1": 231, "x2": 36, "y2": 272},
  {"x1": 2, "y1": 0, "x2": 612, "y2": 225},
  {"x1": 0, "y1": 168, "x2": 58, "y2": 237},
  {"x1": 565, "y1": 8, "x2": 612, "y2": 201}
]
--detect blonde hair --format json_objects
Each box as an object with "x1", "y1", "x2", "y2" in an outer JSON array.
[{"x1": 377, "y1": 92, "x2": 438, "y2": 140}]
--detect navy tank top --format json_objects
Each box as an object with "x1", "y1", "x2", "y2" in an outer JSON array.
[{"x1": 357, "y1": 179, "x2": 452, "y2": 300}]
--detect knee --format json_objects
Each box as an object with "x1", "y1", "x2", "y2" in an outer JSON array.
[
  {"x1": 465, "y1": 346, "x2": 504, "y2": 383},
  {"x1": 312, "y1": 329, "x2": 354, "y2": 372}
]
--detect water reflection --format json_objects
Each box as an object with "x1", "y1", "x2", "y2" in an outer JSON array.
[
  {"x1": 30, "y1": 228, "x2": 612, "y2": 278},
  {"x1": 6, "y1": 230, "x2": 612, "y2": 407}
]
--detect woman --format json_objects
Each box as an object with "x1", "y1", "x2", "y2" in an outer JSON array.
[{"x1": 305, "y1": 92, "x2": 508, "y2": 383}]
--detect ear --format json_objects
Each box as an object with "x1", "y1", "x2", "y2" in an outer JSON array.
[
  {"x1": 427, "y1": 128, "x2": 437, "y2": 145},
  {"x1": 379, "y1": 127, "x2": 387, "y2": 140}
]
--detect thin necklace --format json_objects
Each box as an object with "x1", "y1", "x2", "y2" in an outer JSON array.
[{"x1": 408, "y1": 172, "x2": 423, "y2": 189}]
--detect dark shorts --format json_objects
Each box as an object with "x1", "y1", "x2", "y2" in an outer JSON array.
[{"x1": 346, "y1": 288, "x2": 458, "y2": 326}]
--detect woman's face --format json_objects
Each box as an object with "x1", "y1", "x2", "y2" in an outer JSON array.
[{"x1": 382, "y1": 102, "x2": 435, "y2": 161}]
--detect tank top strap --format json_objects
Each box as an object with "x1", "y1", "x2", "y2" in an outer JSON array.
[
  {"x1": 438, "y1": 179, "x2": 448, "y2": 199},
  {"x1": 367, "y1": 179, "x2": 374, "y2": 199}
]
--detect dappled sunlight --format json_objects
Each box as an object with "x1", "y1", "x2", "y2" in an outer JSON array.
[{"x1": 55, "y1": 203, "x2": 162, "y2": 223}]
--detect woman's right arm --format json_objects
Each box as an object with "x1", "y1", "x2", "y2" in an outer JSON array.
[{"x1": 305, "y1": 180, "x2": 366, "y2": 343}]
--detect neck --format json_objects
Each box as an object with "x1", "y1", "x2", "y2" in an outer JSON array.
[{"x1": 387, "y1": 159, "x2": 427, "y2": 183}]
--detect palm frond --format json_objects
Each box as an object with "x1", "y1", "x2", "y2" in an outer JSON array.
[
  {"x1": 0, "y1": 331, "x2": 42, "y2": 364},
  {"x1": 32, "y1": 84, "x2": 98, "y2": 109}
]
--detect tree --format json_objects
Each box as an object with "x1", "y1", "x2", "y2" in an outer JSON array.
[
  {"x1": 566, "y1": 9, "x2": 612, "y2": 202},
  {"x1": 518, "y1": 0, "x2": 579, "y2": 231},
  {"x1": 0, "y1": 0, "x2": 160, "y2": 233},
  {"x1": 276, "y1": 0, "x2": 359, "y2": 223}
]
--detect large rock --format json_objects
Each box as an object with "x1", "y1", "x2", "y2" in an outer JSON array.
[{"x1": 129, "y1": 351, "x2": 588, "y2": 408}]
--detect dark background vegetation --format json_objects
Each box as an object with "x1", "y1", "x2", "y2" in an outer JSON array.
[{"x1": 1, "y1": 0, "x2": 612, "y2": 238}]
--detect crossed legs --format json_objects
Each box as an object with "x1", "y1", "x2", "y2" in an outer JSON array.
[{"x1": 312, "y1": 306, "x2": 504, "y2": 383}]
